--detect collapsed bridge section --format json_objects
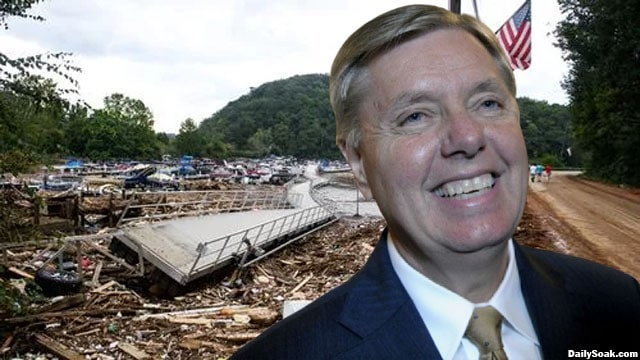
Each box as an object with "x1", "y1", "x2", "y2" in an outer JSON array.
[{"x1": 113, "y1": 205, "x2": 336, "y2": 286}]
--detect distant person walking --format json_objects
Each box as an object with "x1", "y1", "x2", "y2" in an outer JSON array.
[
  {"x1": 535, "y1": 164, "x2": 543, "y2": 182},
  {"x1": 543, "y1": 164, "x2": 552, "y2": 183},
  {"x1": 529, "y1": 164, "x2": 537, "y2": 183}
]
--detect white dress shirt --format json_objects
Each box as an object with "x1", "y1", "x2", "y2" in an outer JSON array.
[{"x1": 387, "y1": 237, "x2": 541, "y2": 360}]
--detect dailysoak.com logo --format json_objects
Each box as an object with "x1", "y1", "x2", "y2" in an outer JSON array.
[{"x1": 568, "y1": 350, "x2": 639, "y2": 359}]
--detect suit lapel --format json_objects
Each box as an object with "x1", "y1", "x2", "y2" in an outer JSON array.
[
  {"x1": 514, "y1": 243, "x2": 574, "y2": 359},
  {"x1": 337, "y1": 231, "x2": 442, "y2": 359}
]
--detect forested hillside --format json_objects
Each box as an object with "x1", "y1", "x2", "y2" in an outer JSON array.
[{"x1": 197, "y1": 74, "x2": 339, "y2": 159}]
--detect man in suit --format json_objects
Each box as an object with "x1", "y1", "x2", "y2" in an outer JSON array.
[{"x1": 232, "y1": 5, "x2": 640, "y2": 359}]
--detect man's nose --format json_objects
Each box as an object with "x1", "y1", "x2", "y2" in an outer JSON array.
[{"x1": 440, "y1": 110, "x2": 486, "y2": 158}]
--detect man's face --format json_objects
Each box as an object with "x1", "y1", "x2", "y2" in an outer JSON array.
[{"x1": 343, "y1": 29, "x2": 528, "y2": 261}]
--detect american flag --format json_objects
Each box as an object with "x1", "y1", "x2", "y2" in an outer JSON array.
[{"x1": 496, "y1": 0, "x2": 532, "y2": 70}]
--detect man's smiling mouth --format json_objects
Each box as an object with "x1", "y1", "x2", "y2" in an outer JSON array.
[{"x1": 433, "y1": 174, "x2": 495, "y2": 199}]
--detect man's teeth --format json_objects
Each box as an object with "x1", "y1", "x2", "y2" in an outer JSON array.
[{"x1": 434, "y1": 174, "x2": 494, "y2": 198}]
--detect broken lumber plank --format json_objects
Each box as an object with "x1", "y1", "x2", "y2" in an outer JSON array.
[
  {"x1": 73, "y1": 328, "x2": 100, "y2": 337},
  {"x1": 215, "y1": 332, "x2": 261, "y2": 343},
  {"x1": 117, "y1": 342, "x2": 151, "y2": 359},
  {"x1": 38, "y1": 294, "x2": 86, "y2": 313},
  {"x1": 288, "y1": 273, "x2": 313, "y2": 294},
  {"x1": 90, "y1": 260, "x2": 103, "y2": 287},
  {"x1": 2, "y1": 308, "x2": 139, "y2": 325},
  {"x1": 7, "y1": 267, "x2": 34, "y2": 280},
  {"x1": 34, "y1": 334, "x2": 84, "y2": 360},
  {"x1": 134, "y1": 304, "x2": 249, "y2": 321},
  {"x1": 167, "y1": 317, "x2": 213, "y2": 326},
  {"x1": 91, "y1": 279, "x2": 119, "y2": 293},
  {"x1": 179, "y1": 338, "x2": 217, "y2": 349},
  {"x1": 60, "y1": 232, "x2": 114, "y2": 243},
  {"x1": 1, "y1": 335, "x2": 13, "y2": 354}
]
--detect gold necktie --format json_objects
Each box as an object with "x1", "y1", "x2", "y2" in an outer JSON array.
[{"x1": 464, "y1": 306, "x2": 508, "y2": 360}]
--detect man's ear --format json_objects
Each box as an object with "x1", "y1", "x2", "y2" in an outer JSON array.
[{"x1": 338, "y1": 140, "x2": 373, "y2": 200}]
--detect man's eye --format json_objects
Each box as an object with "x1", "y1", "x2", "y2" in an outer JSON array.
[
  {"x1": 401, "y1": 112, "x2": 426, "y2": 125},
  {"x1": 481, "y1": 100, "x2": 500, "y2": 109}
]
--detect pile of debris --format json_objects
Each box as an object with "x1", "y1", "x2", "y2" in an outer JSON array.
[{"x1": 0, "y1": 216, "x2": 385, "y2": 358}]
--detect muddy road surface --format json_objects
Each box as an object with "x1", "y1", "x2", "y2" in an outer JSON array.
[{"x1": 527, "y1": 171, "x2": 640, "y2": 280}]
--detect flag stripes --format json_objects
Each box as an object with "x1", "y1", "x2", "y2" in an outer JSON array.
[{"x1": 496, "y1": 1, "x2": 531, "y2": 70}]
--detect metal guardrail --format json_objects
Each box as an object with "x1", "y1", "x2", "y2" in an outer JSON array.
[
  {"x1": 309, "y1": 179, "x2": 339, "y2": 212},
  {"x1": 117, "y1": 190, "x2": 302, "y2": 226},
  {"x1": 185, "y1": 205, "x2": 335, "y2": 282}
]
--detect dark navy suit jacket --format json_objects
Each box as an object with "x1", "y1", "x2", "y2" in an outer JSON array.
[{"x1": 231, "y1": 232, "x2": 640, "y2": 359}]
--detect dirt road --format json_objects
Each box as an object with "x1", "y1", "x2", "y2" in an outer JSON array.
[{"x1": 526, "y1": 171, "x2": 640, "y2": 280}]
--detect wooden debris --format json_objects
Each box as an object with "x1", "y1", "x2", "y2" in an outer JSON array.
[
  {"x1": 215, "y1": 332, "x2": 262, "y2": 343},
  {"x1": 288, "y1": 273, "x2": 314, "y2": 294},
  {"x1": 168, "y1": 317, "x2": 214, "y2": 326},
  {"x1": 92, "y1": 279, "x2": 120, "y2": 293},
  {"x1": 117, "y1": 342, "x2": 152, "y2": 359},
  {"x1": 1, "y1": 335, "x2": 13, "y2": 354},
  {"x1": 7, "y1": 266, "x2": 34, "y2": 280},
  {"x1": 34, "y1": 334, "x2": 84, "y2": 360},
  {"x1": 2, "y1": 215, "x2": 387, "y2": 359},
  {"x1": 73, "y1": 328, "x2": 100, "y2": 337},
  {"x1": 37, "y1": 293, "x2": 86, "y2": 313},
  {"x1": 179, "y1": 338, "x2": 217, "y2": 349},
  {"x1": 90, "y1": 260, "x2": 103, "y2": 286},
  {"x1": 247, "y1": 307, "x2": 278, "y2": 325},
  {"x1": 2, "y1": 308, "x2": 139, "y2": 325},
  {"x1": 135, "y1": 304, "x2": 250, "y2": 321}
]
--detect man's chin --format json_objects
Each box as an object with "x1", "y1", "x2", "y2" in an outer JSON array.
[{"x1": 443, "y1": 235, "x2": 510, "y2": 254}]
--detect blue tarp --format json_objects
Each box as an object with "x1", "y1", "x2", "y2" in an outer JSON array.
[{"x1": 64, "y1": 159, "x2": 83, "y2": 168}]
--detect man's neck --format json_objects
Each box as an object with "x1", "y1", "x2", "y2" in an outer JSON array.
[{"x1": 389, "y1": 234, "x2": 510, "y2": 303}]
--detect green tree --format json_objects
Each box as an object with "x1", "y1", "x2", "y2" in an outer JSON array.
[
  {"x1": 63, "y1": 104, "x2": 91, "y2": 156},
  {"x1": 0, "y1": 75, "x2": 71, "y2": 171},
  {"x1": 248, "y1": 128, "x2": 274, "y2": 157},
  {"x1": 80, "y1": 94, "x2": 160, "y2": 160},
  {"x1": 518, "y1": 97, "x2": 573, "y2": 165},
  {"x1": 271, "y1": 116, "x2": 291, "y2": 154},
  {"x1": 175, "y1": 118, "x2": 204, "y2": 156},
  {"x1": 155, "y1": 132, "x2": 174, "y2": 156},
  {"x1": 555, "y1": 0, "x2": 640, "y2": 185}
]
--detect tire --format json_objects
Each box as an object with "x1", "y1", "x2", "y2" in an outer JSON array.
[{"x1": 35, "y1": 268, "x2": 84, "y2": 296}]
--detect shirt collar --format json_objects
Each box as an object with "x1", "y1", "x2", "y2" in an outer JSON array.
[
  {"x1": 488, "y1": 240, "x2": 540, "y2": 347},
  {"x1": 387, "y1": 236, "x2": 539, "y2": 360}
]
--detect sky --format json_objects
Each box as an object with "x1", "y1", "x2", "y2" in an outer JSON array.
[{"x1": 0, "y1": 0, "x2": 569, "y2": 134}]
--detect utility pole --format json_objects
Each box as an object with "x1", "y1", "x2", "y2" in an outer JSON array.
[{"x1": 449, "y1": 0, "x2": 461, "y2": 14}]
